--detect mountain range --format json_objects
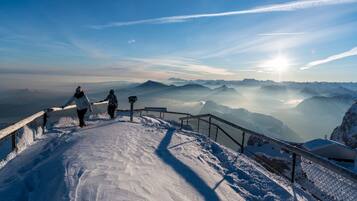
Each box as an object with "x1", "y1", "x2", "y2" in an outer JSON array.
[{"x1": 200, "y1": 101, "x2": 301, "y2": 142}]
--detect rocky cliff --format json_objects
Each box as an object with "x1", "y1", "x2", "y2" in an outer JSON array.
[{"x1": 331, "y1": 102, "x2": 357, "y2": 148}]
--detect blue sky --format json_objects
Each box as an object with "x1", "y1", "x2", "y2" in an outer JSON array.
[{"x1": 1, "y1": 0, "x2": 357, "y2": 85}]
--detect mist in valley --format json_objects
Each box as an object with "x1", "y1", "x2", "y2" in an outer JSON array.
[{"x1": 1, "y1": 79, "x2": 356, "y2": 143}]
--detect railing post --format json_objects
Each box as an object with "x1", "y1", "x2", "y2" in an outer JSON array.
[
  {"x1": 42, "y1": 112, "x2": 48, "y2": 131},
  {"x1": 241, "y1": 132, "x2": 245, "y2": 153},
  {"x1": 180, "y1": 119, "x2": 183, "y2": 129},
  {"x1": 11, "y1": 132, "x2": 16, "y2": 152},
  {"x1": 208, "y1": 117, "x2": 212, "y2": 138},
  {"x1": 139, "y1": 111, "x2": 142, "y2": 116},
  {"x1": 159, "y1": 112, "x2": 162, "y2": 118},
  {"x1": 186, "y1": 115, "x2": 189, "y2": 125},
  {"x1": 291, "y1": 153, "x2": 297, "y2": 183},
  {"x1": 162, "y1": 112, "x2": 165, "y2": 120},
  {"x1": 197, "y1": 118, "x2": 200, "y2": 133},
  {"x1": 215, "y1": 127, "x2": 218, "y2": 141}
]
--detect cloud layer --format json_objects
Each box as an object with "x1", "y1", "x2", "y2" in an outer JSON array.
[
  {"x1": 0, "y1": 56, "x2": 233, "y2": 81},
  {"x1": 90, "y1": 0, "x2": 357, "y2": 29},
  {"x1": 257, "y1": 32, "x2": 306, "y2": 36},
  {"x1": 114, "y1": 57, "x2": 234, "y2": 76}
]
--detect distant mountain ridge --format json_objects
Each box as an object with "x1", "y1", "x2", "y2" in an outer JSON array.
[
  {"x1": 168, "y1": 78, "x2": 357, "y2": 94},
  {"x1": 200, "y1": 101, "x2": 301, "y2": 142},
  {"x1": 119, "y1": 80, "x2": 223, "y2": 99},
  {"x1": 213, "y1": 85, "x2": 237, "y2": 93},
  {"x1": 173, "y1": 84, "x2": 211, "y2": 91},
  {"x1": 295, "y1": 95, "x2": 355, "y2": 116},
  {"x1": 209, "y1": 85, "x2": 240, "y2": 100},
  {"x1": 260, "y1": 85, "x2": 288, "y2": 93},
  {"x1": 135, "y1": 80, "x2": 170, "y2": 89}
]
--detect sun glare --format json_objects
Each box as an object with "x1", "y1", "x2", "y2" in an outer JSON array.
[{"x1": 260, "y1": 55, "x2": 291, "y2": 73}]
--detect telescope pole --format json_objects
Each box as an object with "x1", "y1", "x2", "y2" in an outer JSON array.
[{"x1": 130, "y1": 102, "x2": 134, "y2": 122}]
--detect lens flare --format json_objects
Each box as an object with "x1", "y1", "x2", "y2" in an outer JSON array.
[{"x1": 260, "y1": 55, "x2": 290, "y2": 73}]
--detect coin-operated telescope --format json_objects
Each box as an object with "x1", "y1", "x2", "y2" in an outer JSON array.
[{"x1": 128, "y1": 96, "x2": 137, "y2": 122}]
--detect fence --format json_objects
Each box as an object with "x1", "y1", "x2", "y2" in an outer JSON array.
[
  {"x1": 0, "y1": 102, "x2": 108, "y2": 164},
  {"x1": 178, "y1": 114, "x2": 357, "y2": 201},
  {"x1": 1, "y1": 105, "x2": 356, "y2": 200}
]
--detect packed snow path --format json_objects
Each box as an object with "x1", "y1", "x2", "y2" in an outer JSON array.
[{"x1": 0, "y1": 116, "x2": 314, "y2": 201}]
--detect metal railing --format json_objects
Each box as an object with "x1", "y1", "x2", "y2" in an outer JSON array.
[
  {"x1": 178, "y1": 114, "x2": 357, "y2": 201},
  {"x1": 0, "y1": 102, "x2": 108, "y2": 159},
  {"x1": 118, "y1": 108, "x2": 192, "y2": 126},
  {"x1": 0, "y1": 105, "x2": 191, "y2": 154}
]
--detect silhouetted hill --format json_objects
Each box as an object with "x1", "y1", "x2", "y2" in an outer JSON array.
[
  {"x1": 208, "y1": 85, "x2": 241, "y2": 101},
  {"x1": 274, "y1": 95, "x2": 356, "y2": 140},
  {"x1": 295, "y1": 95, "x2": 354, "y2": 116},
  {"x1": 173, "y1": 84, "x2": 211, "y2": 92},
  {"x1": 260, "y1": 85, "x2": 287, "y2": 93},
  {"x1": 200, "y1": 101, "x2": 301, "y2": 142},
  {"x1": 115, "y1": 81, "x2": 212, "y2": 107},
  {"x1": 135, "y1": 80, "x2": 170, "y2": 89},
  {"x1": 213, "y1": 85, "x2": 237, "y2": 93},
  {"x1": 299, "y1": 85, "x2": 356, "y2": 97},
  {"x1": 118, "y1": 80, "x2": 171, "y2": 97},
  {"x1": 299, "y1": 87, "x2": 320, "y2": 97}
]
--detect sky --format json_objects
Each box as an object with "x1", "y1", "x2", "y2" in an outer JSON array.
[{"x1": 1, "y1": 0, "x2": 357, "y2": 87}]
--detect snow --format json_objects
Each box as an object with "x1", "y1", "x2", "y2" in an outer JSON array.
[
  {"x1": 0, "y1": 115, "x2": 314, "y2": 201},
  {"x1": 302, "y1": 138, "x2": 357, "y2": 161},
  {"x1": 0, "y1": 124, "x2": 44, "y2": 169}
]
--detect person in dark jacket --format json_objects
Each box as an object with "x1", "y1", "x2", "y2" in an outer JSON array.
[
  {"x1": 102, "y1": 89, "x2": 118, "y2": 119},
  {"x1": 62, "y1": 86, "x2": 92, "y2": 127}
]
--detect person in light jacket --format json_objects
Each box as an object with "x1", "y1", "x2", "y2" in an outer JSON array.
[
  {"x1": 101, "y1": 89, "x2": 118, "y2": 119},
  {"x1": 62, "y1": 86, "x2": 92, "y2": 127}
]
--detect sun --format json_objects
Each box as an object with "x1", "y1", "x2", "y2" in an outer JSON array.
[{"x1": 260, "y1": 55, "x2": 290, "y2": 73}]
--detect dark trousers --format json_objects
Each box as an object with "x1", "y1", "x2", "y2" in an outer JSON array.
[
  {"x1": 108, "y1": 105, "x2": 117, "y2": 119},
  {"x1": 77, "y1": 108, "x2": 88, "y2": 127}
]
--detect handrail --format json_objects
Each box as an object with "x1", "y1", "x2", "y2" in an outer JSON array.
[
  {"x1": 116, "y1": 109, "x2": 231, "y2": 146},
  {"x1": 179, "y1": 113, "x2": 357, "y2": 183},
  {"x1": 49, "y1": 101, "x2": 109, "y2": 112},
  {"x1": 163, "y1": 111, "x2": 191, "y2": 116},
  {"x1": 198, "y1": 118, "x2": 242, "y2": 147},
  {"x1": 197, "y1": 117, "x2": 294, "y2": 180},
  {"x1": 0, "y1": 111, "x2": 45, "y2": 141},
  {"x1": 0, "y1": 101, "x2": 109, "y2": 142},
  {"x1": 135, "y1": 108, "x2": 191, "y2": 116}
]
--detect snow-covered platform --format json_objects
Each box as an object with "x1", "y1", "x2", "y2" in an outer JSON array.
[{"x1": 0, "y1": 116, "x2": 314, "y2": 201}]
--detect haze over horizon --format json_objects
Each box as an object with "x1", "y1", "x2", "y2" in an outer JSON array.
[{"x1": 1, "y1": 0, "x2": 357, "y2": 88}]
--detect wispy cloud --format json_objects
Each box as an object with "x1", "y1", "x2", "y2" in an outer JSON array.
[
  {"x1": 116, "y1": 57, "x2": 234, "y2": 76},
  {"x1": 89, "y1": 0, "x2": 357, "y2": 29},
  {"x1": 301, "y1": 46, "x2": 357, "y2": 70},
  {"x1": 0, "y1": 55, "x2": 234, "y2": 80},
  {"x1": 257, "y1": 32, "x2": 306, "y2": 36},
  {"x1": 69, "y1": 38, "x2": 112, "y2": 59},
  {"x1": 128, "y1": 39, "x2": 136, "y2": 44}
]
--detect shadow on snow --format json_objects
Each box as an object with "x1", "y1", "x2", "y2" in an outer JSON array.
[{"x1": 156, "y1": 127, "x2": 220, "y2": 201}]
